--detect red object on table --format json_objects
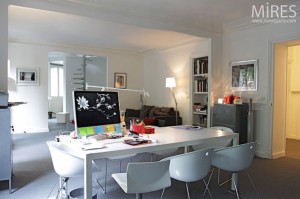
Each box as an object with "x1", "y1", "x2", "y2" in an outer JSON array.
[
  {"x1": 144, "y1": 126, "x2": 155, "y2": 134},
  {"x1": 132, "y1": 124, "x2": 155, "y2": 134},
  {"x1": 132, "y1": 124, "x2": 144, "y2": 134}
]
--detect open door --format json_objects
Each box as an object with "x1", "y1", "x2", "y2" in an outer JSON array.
[{"x1": 272, "y1": 43, "x2": 288, "y2": 158}]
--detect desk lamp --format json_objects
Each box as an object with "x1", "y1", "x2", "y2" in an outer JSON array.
[{"x1": 166, "y1": 77, "x2": 178, "y2": 125}]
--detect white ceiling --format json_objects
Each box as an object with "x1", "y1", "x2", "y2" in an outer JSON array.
[{"x1": 8, "y1": 0, "x2": 300, "y2": 52}]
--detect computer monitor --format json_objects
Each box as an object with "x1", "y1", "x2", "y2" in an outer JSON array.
[{"x1": 73, "y1": 91, "x2": 122, "y2": 137}]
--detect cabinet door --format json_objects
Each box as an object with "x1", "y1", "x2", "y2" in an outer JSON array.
[
  {"x1": 213, "y1": 104, "x2": 249, "y2": 144},
  {"x1": 212, "y1": 104, "x2": 236, "y2": 131},
  {"x1": 0, "y1": 109, "x2": 11, "y2": 180}
]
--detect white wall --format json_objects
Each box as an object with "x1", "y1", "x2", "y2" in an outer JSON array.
[
  {"x1": 65, "y1": 55, "x2": 108, "y2": 121},
  {"x1": 107, "y1": 52, "x2": 144, "y2": 111},
  {"x1": 9, "y1": 43, "x2": 49, "y2": 133},
  {"x1": 222, "y1": 15, "x2": 300, "y2": 158},
  {"x1": 144, "y1": 39, "x2": 210, "y2": 125},
  {"x1": 8, "y1": 42, "x2": 143, "y2": 133},
  {"x1": 0, "y1": 0, "x2": 8, "y2": 92}
]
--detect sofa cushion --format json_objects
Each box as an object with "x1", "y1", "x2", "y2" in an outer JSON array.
[
  {"x1": 149, "y1": 107, "x2": 174, "y2": 117},
  {"x1": 161, "y1": 107, "x2": 174, "y2": 113},
  {"x1": 143, "y1": 117, "x2": 158, "y2": 126},
  {"x1": 140, "y1": 105, "x2": 154, "y2": 119}
]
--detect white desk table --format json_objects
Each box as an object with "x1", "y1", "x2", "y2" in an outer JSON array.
[{"x1": 56, "y1": 126, "x2": 239, "y2": 199}]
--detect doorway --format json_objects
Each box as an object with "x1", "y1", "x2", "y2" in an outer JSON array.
[
  {"x1": 47, "y1": 52, "x2": 108, "y2": 131},
  {"x1": 273, "y1": 40, "x2": 300, "y2": 158},
  {"x1": 286, "y1": 45, "x2": 300, "y2": 141}
]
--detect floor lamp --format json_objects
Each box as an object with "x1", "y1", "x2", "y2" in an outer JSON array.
[{"x1": 166, "y1": 77, "x2": 178, "y2": 125}]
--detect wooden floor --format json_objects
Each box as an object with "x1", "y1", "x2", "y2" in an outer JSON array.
[{"x1": 286, "y1": 138, "x2": 300, "y2": 159}]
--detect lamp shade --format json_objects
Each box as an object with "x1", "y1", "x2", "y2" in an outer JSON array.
[{"x1": 166, "y1": 77, "x2": 176, "y2": 88}]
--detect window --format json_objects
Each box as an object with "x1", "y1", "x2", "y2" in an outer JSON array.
[{"x1": 50, "y1": 64, "x2": 63, "y2": 97}]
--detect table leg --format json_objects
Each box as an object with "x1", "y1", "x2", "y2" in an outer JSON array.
[
  {"x1": 84, "y1": 157, "x2": 93, "y2": 199},
  {"x1": 184, "y1": 146, "x2": 189, "y2": 153}
]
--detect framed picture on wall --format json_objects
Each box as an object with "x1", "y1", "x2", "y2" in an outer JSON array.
[
  {"x1": 16, "y1": 68, "x2": 40, "y2": 86},
  {"x1": 114, "y1": 72, "x2": 127, "y2": 89},
  {"x1": 230, "y1": 60, "x2": 258, "y2": 91}
]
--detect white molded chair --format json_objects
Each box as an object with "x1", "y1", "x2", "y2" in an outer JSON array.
[
  {"x1": 112, "y1": 160, "x2": 171, "y2": 199},
  {"x1": 212, "y1": 142, "x2": 261, "y2": 199},
  {"x1": 162, "y1": 148, "x2": 214, "y2": 199},
  {"x1": 192, "y1": 126, "x2": 234, "y2": 151},
  {"x1": 151, "y1": 148, "x2": 179, "y2": 161},
  {"x1": 93, "y1": 154, "x2": 137, "y2": 193},
  {"x1": 47, "y1": 141, "x2": 84, "y2": 198}
]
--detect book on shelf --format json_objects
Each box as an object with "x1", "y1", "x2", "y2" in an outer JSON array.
[
  {"x1": 193, "y1": 104, "x2": 207, "y2": 114},
  {"x1": 194, "y1": 58, "x2": 208, "y2": 75},
  {"x1": 194, "y1": 78, "x2": 207, "y2": 92}
]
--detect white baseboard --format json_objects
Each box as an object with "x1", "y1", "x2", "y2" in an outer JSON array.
[
  {"x1": 272, "y1": 151, "x2": 285, "y2": 159},
  {"x1": 255, "y1": 150, "x2": 272, "y2": 159}
]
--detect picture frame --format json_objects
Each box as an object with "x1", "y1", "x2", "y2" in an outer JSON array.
[
  {"x1": 16, "y1": 68, "x2": 40, "y2": 86},
  {"x1": 114, "y1": 72, "x2": 127, "y2": 89},
  {"x1": 230, "y1": 60, "x2": 258, "y2": 91}
]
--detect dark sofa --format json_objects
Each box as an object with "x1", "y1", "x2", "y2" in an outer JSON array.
[{"x1": 125, "y1": 105, "x2": 182, "y2": 128}]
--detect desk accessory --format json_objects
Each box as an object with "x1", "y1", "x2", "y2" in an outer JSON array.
[
  {"x1": 124, "y1": 138, "x2": 151, "y2": 146},
  {"x1": 132, "y1": 124, "x2": 155, "y2": 134}
]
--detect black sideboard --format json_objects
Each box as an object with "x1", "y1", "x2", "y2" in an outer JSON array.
[{"x1": 212, "y1": 103, "x2": 249, "y2": 144}]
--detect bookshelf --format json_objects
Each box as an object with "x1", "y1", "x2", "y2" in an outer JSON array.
[{"x1": 191, "y1": 56, "x2": 210, "y2": 127}]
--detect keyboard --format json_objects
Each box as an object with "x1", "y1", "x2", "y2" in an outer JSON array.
[{"x1": 100, "y1": 138, "x2": 124, "y2": 145}]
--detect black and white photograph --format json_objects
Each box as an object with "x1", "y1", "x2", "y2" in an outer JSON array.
[{"x1": 16, "y1": 68, "x2": 39, "y2": 86}]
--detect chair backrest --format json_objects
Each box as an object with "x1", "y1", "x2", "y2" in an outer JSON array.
[
  {"x1": 212, "y1": 142, "x2": 256, "y2": 173},
  {"x1": 164, "y1": 148, "x2": 214, "y2": 183},
  {"x1": 126, "y1": 160, "x2": 171, "y2": 194},
  {"x1": 192, "y1": 127, "x2": 233, "y2": 151},
  {"x1": 211, "y1": 126, "x2": 234, "y2": 133},
  {"x1": 47, "y1": 141, "x2": 84, "y2": 178}
]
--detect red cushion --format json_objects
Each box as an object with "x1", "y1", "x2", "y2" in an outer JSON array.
[{"x1": 143, "y1": 117, "x2": 157, "y2": 125}]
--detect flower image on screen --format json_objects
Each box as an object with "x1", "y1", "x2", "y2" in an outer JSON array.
[{"x1": 73, "y1": 91, "x2": 121, "y2": 128}]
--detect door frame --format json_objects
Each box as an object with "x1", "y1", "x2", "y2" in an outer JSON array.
[{"x1": 268, "y1": 33, "x2": 300, "y2": 159}]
